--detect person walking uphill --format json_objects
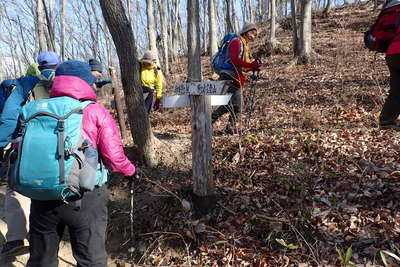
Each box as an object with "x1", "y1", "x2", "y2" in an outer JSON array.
[
  {"x1": 0, "y1": 51, "x2": 60, "y2": 256},
  {"x1": 88, "y1": 59, "x2": 112, "y2": 89},
  {"x1": 211, "y1": 23, "x2": 264, "y2": 134},
  {"x1": 379, "y1": 16, "x2": 400, "y2": 130},
  {"x1": 140, "y1": 50, "x2": 164, "y2": 113},
  {"x1": 25, "y1": 61, "x2": 135, "y2": 267}
]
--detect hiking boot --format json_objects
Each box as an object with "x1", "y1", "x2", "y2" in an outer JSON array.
[
  {"x1": 1, "y1": 240, "x2": 24, "y2": 256},
  {"x1": 379, "y1": 123, "x2": 400, "y2": 131}
]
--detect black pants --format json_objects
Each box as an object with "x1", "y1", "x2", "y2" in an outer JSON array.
[
  {"x1": 211, "y1": 73, "x2": 243, "y2": 130},
  {"x1": 27, "y1": 185, "x2": 109, "y2": 267},
  {"x1": 379, "y1": 54, "x2": 400, "y2": 125},
  {"x1": 143, "y1": 86, "x2": 154, "y2": 113}
]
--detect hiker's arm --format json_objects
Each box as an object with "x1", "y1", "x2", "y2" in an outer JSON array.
[
  {"x1": 95, "y1": 105, "x2": 135, "y2": 176},
  {"x1": 0, "y1": 84, "x2": 24, "y2": 146},
  {"x1": 155, "y1": 71, "x2": 163, "y2": 99},
  {"x1": 229, "y1": 39, "x2": 261, "y2": 70},
  {"x1": 0, "y1": 76, "x2": 40, "y2": 146}
]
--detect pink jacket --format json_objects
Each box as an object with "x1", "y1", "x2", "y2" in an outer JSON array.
[{"x1": 50, "y1": 75, "x2": 135, "y2": 177}]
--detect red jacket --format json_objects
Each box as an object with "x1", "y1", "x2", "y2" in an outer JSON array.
[
  {"x1": 386, "y1": 21, "x2": 400, "y2": 55},
  {"x1": 228, "y1": 38, "x2": 260, "y2": 86},
  {"x1": 50, "y1": 76, "x2": 135, "y2": 177}
]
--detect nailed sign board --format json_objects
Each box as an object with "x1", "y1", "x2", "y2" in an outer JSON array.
[
  {"x1": 173, "y1": 80, "x2": 228, "y2": 95},
  {"x1": 163, "y1": 94, "x2": 232, "y2": 108}
]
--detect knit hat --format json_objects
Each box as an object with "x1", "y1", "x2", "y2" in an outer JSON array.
[
  {"x1": 141, "y1": 50, "x2": 157, "y2": 64},
  {"x1": 55, "y1": 60, "x2": 97, "y2": 86},
  {"x1": 38, "y1": 51, "x2": 61, "y2": 67},
  {"x1": 88, "y1": 59, "x2": 103, "y2": 73},
  {"x1": 26, "y1": 63, "x2": 41, "y2": 76},
  {"x1": 239, "y1": 23, "x2": 258, "y2": 35}
]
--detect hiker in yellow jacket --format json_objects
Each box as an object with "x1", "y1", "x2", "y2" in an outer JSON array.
[{"x1": 140, "y1": 50, "x2": 163, "y2": 113}]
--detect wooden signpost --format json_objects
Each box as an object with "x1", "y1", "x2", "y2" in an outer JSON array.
[{"x1": 164, "y1": 80, "x2": 230, "y2": 213}]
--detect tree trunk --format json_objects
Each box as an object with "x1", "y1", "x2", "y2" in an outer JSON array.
[
  {"x1": 323, "y1": 0, "x2": 333, "y2": 16},
  {"x1": 99, "y1": 0, "x2": 159, "y2": 166},
  {"x1": 60, "y1": 0, "x2": 66, "y2": 60},
  {"x1": 41, "y1": 0, "x2": 56, "y2": 51},
  {"x1": 146, "y1": 0, "x2": 158, "y2": 61},
  {"x1": 109, "y1": 66, "x2": 128, "y2": 141},
  {"x1": 157, "y1": 0, "x2": 169, "y2": 74},
  {"x1": 224, "y1": 0, "x2": 234, "y2": 33},
  {"x1": 290, "y1": 0, "x2": 299, "y2": 56},
  {"x1": 187, "y1": 0, "x2": 215, "y2": 214},
  {"x1": 269, "y1": 0, "x2": 277, "y2": 49},
  {"x1": 208, "y1": 0, "x2": 218, "y2": 58},
  {"x1": 37, "y1": 0, "x2": 47, "y2": 52},
  {"x1": 298, "y1": 0, "x2": 313, "y2": 64}
]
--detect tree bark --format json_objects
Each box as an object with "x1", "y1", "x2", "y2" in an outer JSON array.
[
  {"x1": 109, "y1": 66, "x2": 128, "y2": 141},
  {"x1": 290, "y1": 0, "x2": 299, "y2": 56},
  {"x1": 99, "y1": 0, "x2": 159, "y2": 166},
  {"x1": 208, "y1": 0, "x2": 218, "y2": 58},
  {"x1": 146, "y1": 0, "x2": 158, "y2": 61},
  {"x1": 269, "y1": 0, "x2": 278, "y2": 50},
  {"x1": 157, "y1": 0, "x2": 169, "y2": 74},
  {"x1": 298, "y1": 0, "x2": 313, "y2": 64},
  {"x1": 224, "y1": 0, "x2": 234, "y2": 33},
  {"x1": 60, "y1": 0, "x2": 66, "y2": 60},
  {"x1": 323, "y1": 0, "x2": 333, "y2": 16},
  {"x1": 37, "y1": 0, "x2": 47, "y2": 52},
  {"x1": 41, "y1": 0, "x2": 56, "y2": 51}
]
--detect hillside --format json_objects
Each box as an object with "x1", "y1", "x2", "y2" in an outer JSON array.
[
  {"x1": 3, "y1": 3, "x2": 399, "y2": 266},
  {"x1": 104, "y1": 3, "x2": 400, "y2": 266}
]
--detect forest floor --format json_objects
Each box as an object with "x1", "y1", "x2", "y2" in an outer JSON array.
[
  {"x1": 4, "y1": 2, "x2": 400, "y2": 267},
  {"x1": 105, "y1": 3, "x2": 400, "y2": 267}
]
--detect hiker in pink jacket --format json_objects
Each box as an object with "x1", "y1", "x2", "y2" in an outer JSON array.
[{"x1": 27, "y1": 60, "x2": 135, "y2": 267}]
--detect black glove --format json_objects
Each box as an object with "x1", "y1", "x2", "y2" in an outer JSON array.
[
  {"x1": 126, "y1": 173, "x2": 139, "y2": 182},
  {"x1": 95, "y1": 79, "x2": 112, "y2": 88}
]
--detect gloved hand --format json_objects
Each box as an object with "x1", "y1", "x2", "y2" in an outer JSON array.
[
  {"x1": 126, "y1": 172, "x2": 139, "y2": 181},
  {"x1": 154, "y1": 99, "x2": 161, "y2": 111},
  {"x1": 250, "y1": 60, "x2": 262, "y2": 71},
  {"x1": 95, "y1": 79, "x2": 112, "y2": 88}
]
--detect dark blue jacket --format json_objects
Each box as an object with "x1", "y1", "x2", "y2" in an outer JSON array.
[
  {"x1": 0, "y1": 79, "x2": 17, "y2": 113},
  {"x1": 0, "y1": 70, "x2": 54, "y2": 147}
]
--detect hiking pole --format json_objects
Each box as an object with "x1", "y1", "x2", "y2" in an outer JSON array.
[
  {"x1": 127, "y1": 171, "x2": 139, "y2": 255},
  {"x1": 246, "y1": 58, "x2": 263, "y2": 114}
]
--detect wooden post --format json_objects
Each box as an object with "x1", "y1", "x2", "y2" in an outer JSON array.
[
  {"x1": 109, "y1": 66, "x2": 128, "y2": 141},
  {"x1": 187, "y1": 0, "x2": 215, "y2": 214}
]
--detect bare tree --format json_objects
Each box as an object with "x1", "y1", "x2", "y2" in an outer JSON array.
[
  {"x1": 208, "y1": 0, "x2": 218, "y2": 58},
  {"x1": 60, "y1": 0, "x2": 66, "y2": 60},
  {"x1": 157, "y1": 0, "x2": 169, "y2": 73},
  {"x1": 146, "y1": 0, "x2": 158, "y2": 61},
  {"x1": 296, "y1": 0, "x2": 317, "y2": 64},
  {"x1": 42, "y1": 0, "x2": 56, "y2": 51},
  {"x1": 290, "y1": 0, "x2": 299, "y2": 56},
  {"x1": 99, "y1": 0, "x2": 161, "y2": 166},
  {"x1": 269, "y1": 0, "x2": 278, "y2": 51},
  {"x1": 224, "y1": 0, "x2": 234, "y2": 33},
  {"x1": 323, "y1": 0, "x2": 333, "y2": 16},
  {"x1": 37, "y1": 0, "x2": 47, "y2": 52}
]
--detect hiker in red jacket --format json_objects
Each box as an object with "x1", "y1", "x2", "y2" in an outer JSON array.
[
  {"x1": 379, "y1": 3, "x2": 400, "y2": 130},
  {"x1": 211, "y1": 23, "x2": 265, "y2": 134}
]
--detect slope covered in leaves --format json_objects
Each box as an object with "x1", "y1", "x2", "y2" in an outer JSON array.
[{"x1": 107, "y1": 4, "x2": 400, "y2": 266}]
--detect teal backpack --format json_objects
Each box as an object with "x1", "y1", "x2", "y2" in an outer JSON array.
[{"x1": 9, "y1": 96, "x2": 107, "y2": 201}]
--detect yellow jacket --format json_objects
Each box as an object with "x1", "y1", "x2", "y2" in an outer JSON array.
[{"x1": 140, "y1": 62, "x2": 164, "y2": 99}]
